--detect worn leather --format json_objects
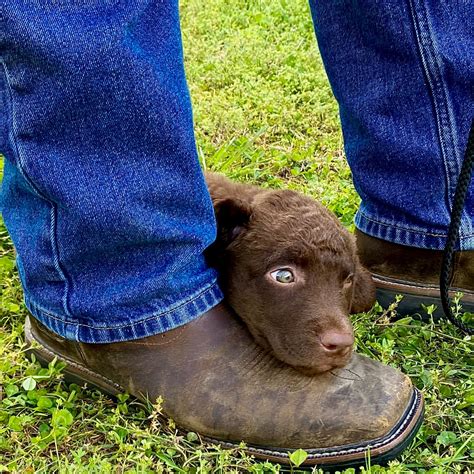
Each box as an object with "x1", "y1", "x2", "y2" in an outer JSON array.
[
  {"x1": 356, "y1": 229, "x2": 474, "y2": 290},
  {"x1": 28, "y1": 303, "x2": 414, "y2": 449}
]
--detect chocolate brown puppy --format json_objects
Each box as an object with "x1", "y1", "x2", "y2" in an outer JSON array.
[{"x1": 205, "y1": 172, "x2": 375, "y2": 374}]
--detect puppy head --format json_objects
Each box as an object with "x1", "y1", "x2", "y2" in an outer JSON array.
[{"x1": 208, "y1": 188, "x2": 375, "y2": 374}]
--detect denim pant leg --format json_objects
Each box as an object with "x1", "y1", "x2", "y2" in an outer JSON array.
[
  {"x1": 309, "y1": 1, "x2": 474, "y2": 250},
  {"x1": 0, "y1": 1, "x2": 223, "y2": 342}
]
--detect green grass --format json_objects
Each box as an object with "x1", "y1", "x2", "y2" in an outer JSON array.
[{"x1": 1, "y1": 0, "x2": 473, "y2": 472}]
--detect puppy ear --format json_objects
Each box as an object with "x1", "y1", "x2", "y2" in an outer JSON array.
[
  {"x1": 214, "y1": 197, "x2": 252, "y2": 245},
  {"x1": 350, "y1": 260, "x2": 376, "y2": 313},
  {"x1": 206, "y1": 198, "x2": 252, "y2": 266}
]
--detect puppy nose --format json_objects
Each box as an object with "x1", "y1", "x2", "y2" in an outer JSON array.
[{"x1": 320, "y1": 331, "x2": 354, "y2": 354}]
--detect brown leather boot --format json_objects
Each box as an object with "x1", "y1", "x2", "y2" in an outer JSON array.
[
  {"x1": 356, "y1": 229, "x2": 474, "y2": 319},
  {"x1": 25, "y1": 304, "x2": 423, "y2": 469}
]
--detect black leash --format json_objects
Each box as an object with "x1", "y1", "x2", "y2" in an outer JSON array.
[{"x1": 440, "y1": 118, "x2": 474, "y2": 335}]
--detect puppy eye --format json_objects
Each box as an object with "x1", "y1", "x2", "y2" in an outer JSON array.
[{"x1": 270, "y1": 269, "x2": 295, "y2": 284}]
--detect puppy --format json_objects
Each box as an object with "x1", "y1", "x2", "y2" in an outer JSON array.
[{"x1": 205, "y1": 172, "x2": 375, "y2": 374}]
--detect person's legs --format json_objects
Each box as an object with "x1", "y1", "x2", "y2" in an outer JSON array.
[
  {"x1": 1, "y1": 1, "x2": 223, "y2": 342},
  {"x1": 1, "y1": 1, "x2": 424, "y2": 467},
  {"x1": 309, "y1": 0, "x2": 474, "y2": 317}
]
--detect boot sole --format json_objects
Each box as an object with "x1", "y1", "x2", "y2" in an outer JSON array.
[
  {"x1": 25, "y1": 316, "x2": 424, "y2": 470},
  {"x1": 373, "y1": 273, "x2": 474, "y2": 321}
]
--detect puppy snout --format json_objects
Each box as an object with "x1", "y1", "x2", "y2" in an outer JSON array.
[{"x1": 320, "y1": 331, "x2": 354, "y2": 355}]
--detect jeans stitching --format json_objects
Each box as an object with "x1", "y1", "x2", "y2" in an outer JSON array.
[
  {"x1": 418, "y1": 0, "x2": 471, "y2": 235},
  {"x1": 407, "y1": 0, "x2": 451, "y2": 214},
  {"x1": 358, "y1": 208, "x2": 446, "y2": 237},
  {"x1": 26, "y1": 279, "x2": 221, "y2": 330},
  {"x1": 358, "y1": 208, "x2": 474, "y2": 239},
  {"x1": 407, "y1": 0, "x2": 472, "y2": 237},
  {"x1": 2, "y1": 62, "x2": 73, "y2": 319}
]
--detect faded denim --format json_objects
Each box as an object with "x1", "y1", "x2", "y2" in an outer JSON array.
[
  {"x1": 1, "y1": 1, "x2": 223, "y2": 342},
  {"x1": 310, "y1": 0, "x2": 474, "y2": 250}
]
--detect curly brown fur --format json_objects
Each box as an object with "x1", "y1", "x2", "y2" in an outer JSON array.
[{"x1": 205, "y1": 172, "x2": 375, "y2": 374}]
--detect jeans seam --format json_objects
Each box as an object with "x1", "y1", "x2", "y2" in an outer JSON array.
[
  {"x1": 25, "y1": 279, "x2": 220, "y2": 330},
  {"x1": 1, "y1": 61, "x2": 73, "y2": 319},
  {"x1": 358, "y1": 208, "x2": 474, "y2": 239},
  {"x1": 407, "y1": 0, "x2": 472, "y2": 237}
]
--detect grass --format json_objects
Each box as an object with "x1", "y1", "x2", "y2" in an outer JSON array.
[{"x1": 0, "y1": 0, "x2": 473, "y2": 472}]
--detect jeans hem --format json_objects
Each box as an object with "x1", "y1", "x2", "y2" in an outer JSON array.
[
  {"x1": 25, "y1": 281, "x2": 224, "y2": 343},
  {"x1": 355, "y1": 208, "x2": 474, "y2": 251}
]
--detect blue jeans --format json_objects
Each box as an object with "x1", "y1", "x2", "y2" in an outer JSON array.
[
  {"x1": 309, "y1": 0, "x2": 474, "y2": 250},
  {"x1": 1, "y1": 2, "x2": 223, "y2": 342},
  {"x1": 1, "y1": 1, "x2": 473, "y2": 343}
]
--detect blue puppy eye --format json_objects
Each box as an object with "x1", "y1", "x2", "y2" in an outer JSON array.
[{"x1": 270, "y1": 269, "x2": 295, "y2": 284}]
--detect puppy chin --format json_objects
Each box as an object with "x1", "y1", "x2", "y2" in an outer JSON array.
[
  {"x1": 294, "y1": 364, "x2": 335, "y2": 376},
  {"x1": 269, "y1": 338, "x2": 353, "y2": 375},
  {"x1": 293, "y1": 356, "x2": 351, "y2": 376}
]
